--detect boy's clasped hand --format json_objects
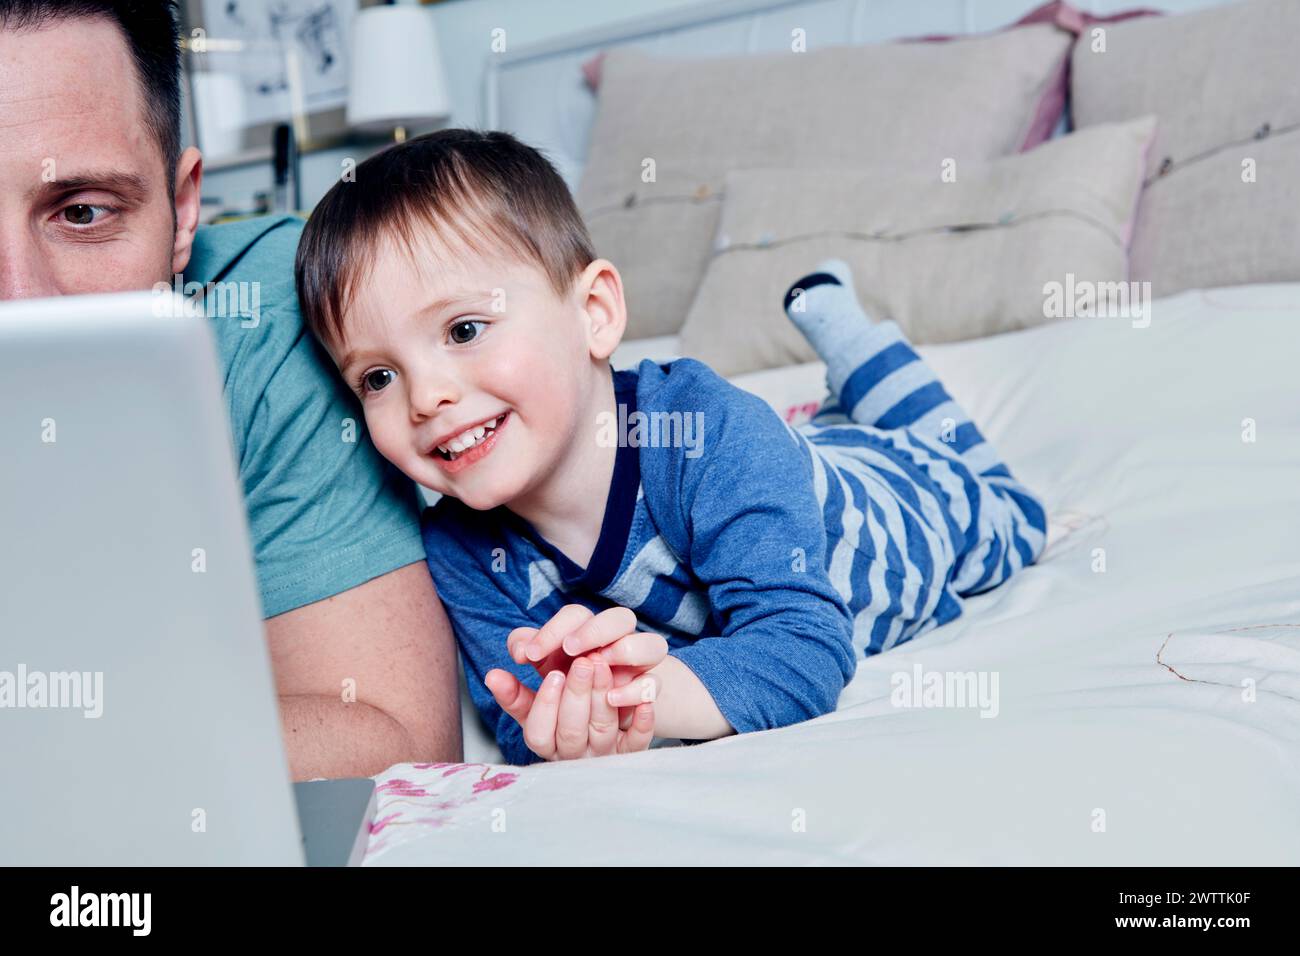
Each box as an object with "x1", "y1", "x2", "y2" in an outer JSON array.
[{"x1": 485, "y1": 605, "x2": 667, "y2": 761}]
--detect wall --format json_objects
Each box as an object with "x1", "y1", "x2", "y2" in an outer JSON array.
[{"x1": 198, "y1": 0, "x2": 704, "y2": 213}]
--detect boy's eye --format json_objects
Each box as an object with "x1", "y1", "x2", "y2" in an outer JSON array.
[
  {"x1": 363, "y1": 368, "x2": 395, "y2": 393},
  {"x1": 449, "y1": 320, "x2": 485, "y2": 345}
]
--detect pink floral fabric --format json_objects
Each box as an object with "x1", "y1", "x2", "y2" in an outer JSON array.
[{"x1": 364, "y1": 761, "x2": 530, "y2": 863}]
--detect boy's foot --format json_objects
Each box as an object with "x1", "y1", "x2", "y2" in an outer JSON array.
[{"x1": 781, "y1": 258, "x2": 876, "y2": 366}]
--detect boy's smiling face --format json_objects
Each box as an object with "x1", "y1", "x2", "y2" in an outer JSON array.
[{"x1": 332, "y1": 229, "x2": 625, "y2": 513}]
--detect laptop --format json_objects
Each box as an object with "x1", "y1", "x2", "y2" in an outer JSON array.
[{"x1": 0, "y1": 291, "x2": 374, "y2": 866}]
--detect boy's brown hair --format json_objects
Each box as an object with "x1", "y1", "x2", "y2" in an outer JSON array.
[{"x1": 295, "y1": 128, "x2": 596, "y2": 348}]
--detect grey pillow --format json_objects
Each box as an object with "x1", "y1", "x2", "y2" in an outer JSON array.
[
  {"x1": 677, "y1": 117, "x2": 1156, "y2": 377},
  {"x1": 577, "y1": 24, "x2": 1074, "y2": 339},
  {"x1": 1070, "y1": 0, "x2": 1300, "y2": 296}
]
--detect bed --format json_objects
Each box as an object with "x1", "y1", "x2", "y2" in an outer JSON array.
[{"x1": 369, "y1": 0, "x2": 1300, "y2": 865}]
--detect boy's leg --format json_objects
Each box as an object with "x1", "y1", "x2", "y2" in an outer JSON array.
[
  {"x1": 784, "y1": 260, "x2": 1049, "y2": 593},
  {"x1": 807, "y1": 394, "x2": 850, "y2": 427},
  {"x1": 900, "y1": 425, "x2": 1050, "y2": 597},
  {"x1": 783, "y1": 259, "x2": 991, "y2": 469}
]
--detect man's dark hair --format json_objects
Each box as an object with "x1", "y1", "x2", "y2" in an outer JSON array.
[
  {"x1": 0, "y1": 1, "x2": 182, "y2": 191},
  {"x1": 296, "y1": 128, "x2": 597, "y2": 348}
]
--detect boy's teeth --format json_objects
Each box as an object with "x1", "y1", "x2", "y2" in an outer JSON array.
[{"x1": 438, "y1": 415, "x2": 503, "y2": 458}]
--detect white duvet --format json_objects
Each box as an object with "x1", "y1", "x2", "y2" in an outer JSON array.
[{"x1": 369, "y1": 284, "x2": 1300, "y2": 865}]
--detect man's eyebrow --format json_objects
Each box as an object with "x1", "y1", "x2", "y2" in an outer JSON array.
[{"x1": 32, "y1": 171, "x2": 151, "y2": 202}]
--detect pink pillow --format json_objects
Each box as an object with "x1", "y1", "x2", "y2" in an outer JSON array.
[
  {"x1": 906, "y1": 2, "x2": 1162, "y2": 150},
  {"x1": 580, "y1": 51, "x2": 606, "y2": 91},
  {"x1": 579, "y1": 1, "x2": 1162, "y2": 152}
]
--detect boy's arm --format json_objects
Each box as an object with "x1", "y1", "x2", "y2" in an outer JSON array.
[
  {"x1": 636, "y1": 655, "x2": 732, "y2": 741},
  {"x1": 647, "y1": 370, "x2": 858, "y2": 740}
]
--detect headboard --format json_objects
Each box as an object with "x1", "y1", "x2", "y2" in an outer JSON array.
[{"x1": 484, "y1": 0, "x2": 1225, "y2": 192}]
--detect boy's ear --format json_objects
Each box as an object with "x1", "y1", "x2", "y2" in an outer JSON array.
[{"x1": 577, "y1": 259, "x2": 627, "y2": 361}]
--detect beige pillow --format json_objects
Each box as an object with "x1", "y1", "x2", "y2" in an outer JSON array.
[
  {"x1": 1070, "y1": 0, "x2": 1300, "y2": 296},
  {"x1": 677, "y1": 117, "x2": 1156, "y2": 377},
  {"x1": 577, "y1": 24, "x2": 1074, "y2": 340}
]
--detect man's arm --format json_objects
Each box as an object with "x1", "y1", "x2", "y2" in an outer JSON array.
[
  {"x1": 266, "y1": 561, "x2": 462, "y2": 780},
  {"x1": 188, "y1": 217, "x2": 461, "y2": 777}
]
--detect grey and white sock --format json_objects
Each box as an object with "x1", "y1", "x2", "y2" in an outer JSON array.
[{"x1": 782, "y1": 258, "x2": 879, "y2": 399}]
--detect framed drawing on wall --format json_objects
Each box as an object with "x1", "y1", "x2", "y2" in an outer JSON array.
[{"x1": 181, "y1": 0, "x2": 380, "y2": 167}]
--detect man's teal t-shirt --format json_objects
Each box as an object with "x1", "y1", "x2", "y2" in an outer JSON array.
[{"x1": 186, "y1": 215, "x2": 425, "y2": 618}]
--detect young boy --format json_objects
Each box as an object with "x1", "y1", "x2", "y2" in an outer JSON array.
[{"x1": 295, "y1": 129, "x2": 1047, "y2": 766}]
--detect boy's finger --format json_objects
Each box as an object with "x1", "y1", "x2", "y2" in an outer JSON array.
[
  {"x1": 592, "y1": 632, "x2": 666, "y2": 668},
  {"x1": 560, "y1": 606, "x2": 637, "y2": 657},
  {"x1": 610, "y1": 670, "x2": 637, "y2": 729},
  {"x1": 617, "y1": 702, "x2": 656, "y2": 754},
  {"x1": 485, "y1": 669, "x2": 534, "y2": 725},
  {"x1": 606, "y1": 673, "x2": 660, "y2": 709},
  {"x1": 532, "y1": 647, "x2": 571, "y2": 679},
  {"x1": 507, "y1": 627, "x2": 540, "y2": 664},
  {"x1": 522, "y1": 670, "x2": 566, "y2": 760},
  {"x1": 587, "y1": 659, "x2": 619, "y2": 756},
  {"x1": 526, "y1": 604, "x2": 593, "y2": 662},
  {"x1": 609, "y1": 671, "x2": 636, "y2": 730},
  {"x1": 555, "y1": 657, "x2": 594, "y2": 760}
]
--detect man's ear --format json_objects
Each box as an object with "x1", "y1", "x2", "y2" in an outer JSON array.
[
  {"x1": 578, "y1": 259, "x2": 628, "y2": 361},
  {"x1": 171, "y1": 146, "x2": 204, "y2": 275}
]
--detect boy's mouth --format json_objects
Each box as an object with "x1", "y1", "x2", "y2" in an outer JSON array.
[{"x1": 430, "y1": 411, "x2": 509, "y2": 472}]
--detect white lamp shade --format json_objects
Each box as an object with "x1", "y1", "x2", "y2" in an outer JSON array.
[
  {"x1": 192, "y1": 72, "x2": 245, "y2": 159},
  {"x1": 347, "y1": 5, "x2": 452, "y2": 131}
]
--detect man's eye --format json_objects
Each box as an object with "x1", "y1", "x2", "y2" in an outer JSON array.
[
  {"x1": 449, "y1": 320, "x2": 486, "y2": 345},
  {"x1": 363, "y1": 368, "x2": 395, "y2": 393},
  {"x1": 61, "y1": 204, "x2": 107, "y2": 226}
]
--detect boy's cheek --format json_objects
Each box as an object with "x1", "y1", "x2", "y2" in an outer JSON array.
[
  {"x1": 482, "y1": 342, "x2": 548, "y2": 393},
  {"x1": 364, "y1": 412, "x2": 408, "y2": 468}
]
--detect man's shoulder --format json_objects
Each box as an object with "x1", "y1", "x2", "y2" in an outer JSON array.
[
  {"x1": 190, "y1": 216, "x2": 312, "y2": 390},
  {"x1": 181, "y1": 219, "x2": 425, "y2": 617},
  {"x1": 188, "y1": 214, "x2": 304, "y2": 285}
]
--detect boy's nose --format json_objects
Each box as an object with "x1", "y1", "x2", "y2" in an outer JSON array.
[{"x1": 408, "y1": 374, "x2": 460, "y2": 422}]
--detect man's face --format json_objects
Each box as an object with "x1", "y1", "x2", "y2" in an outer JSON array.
[{"x1": 0, "y1": 16, "x2": 199, "y2": 300}]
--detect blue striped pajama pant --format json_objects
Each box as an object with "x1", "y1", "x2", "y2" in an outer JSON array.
[{"x1": 786, "y1": 319, "x2": 1048, "y2": 655}]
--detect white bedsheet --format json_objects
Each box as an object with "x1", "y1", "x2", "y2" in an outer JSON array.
[{"x1": 371, "y1": 284, "x2": 1300, "y2": 865}]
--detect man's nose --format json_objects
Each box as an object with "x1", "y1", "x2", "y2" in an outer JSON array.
[{"x1": 0, "y1": 231, "x2": 57, "y2": 300}]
